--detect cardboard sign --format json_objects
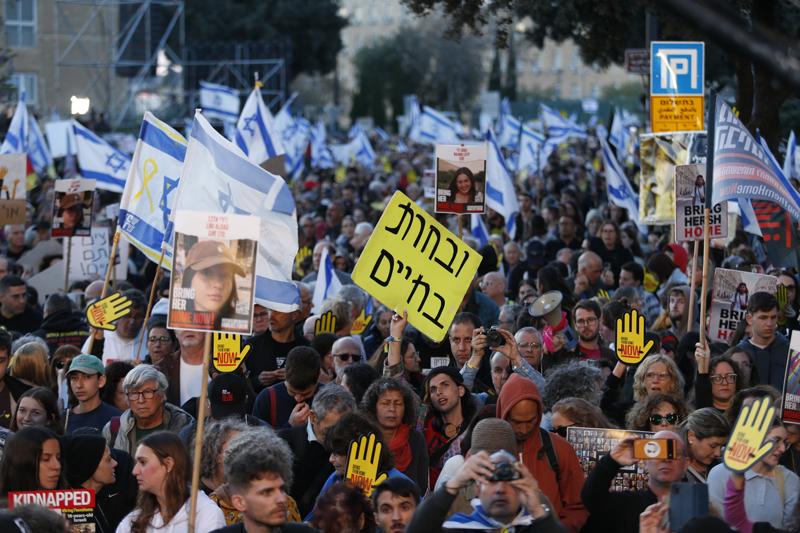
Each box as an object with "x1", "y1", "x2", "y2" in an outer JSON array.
[
  {"x1": 352, "y1": 191, "x2": 481, "y2": 342},
  {"x1": 724, "y1": 396, "x2": 776, "y2": 472},
  {"x1": 64, "y1": 228, "x2": 128, "y2": 282},
  {"x1": 782, "y1": 330, "x2": 800, "y2": 426},
  {"x1": 212, "y1": 332, "x2": 249, "y2": 372},
  {"x1": 168, "y1": 211, "x2": 259, "y2": 334},
  {"x1": 52, "y1": 178, "x2": 95, "y2": 238},
  {"x1": 9, "y1": 488, "x2": 96, "y2": 532},
  {"x1": 639, "y1": 132, "x2": 703, "y2": 225},
  {"x1": 567, "y1": 427, "x2": 653, "y2": 492},
  {"x1": 0, "y1": 199, "x2": 25, "y2": 225},
  {"x1": 434, "y1": 143, "x2": 487, "y2": 214},
  {"x1": 86, "y1": 292, "x2": 132, "y2": 331},
  {"x1": 674, "y1": 163, "x2": 728, "y2": 242},
  {"x1": 0, "y1": 154, "x2": 27, "y2": 200},
  {"x1": 708, "y1": 268, "x2": 777, "y2": 343}
]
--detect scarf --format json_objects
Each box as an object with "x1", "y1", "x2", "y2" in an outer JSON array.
[
  {"x1": 442, "y1": 498, "x2": 534, "y2": 531},
  {"x1": 389, "y1": 423, "x2": 412, "y2": 472}
]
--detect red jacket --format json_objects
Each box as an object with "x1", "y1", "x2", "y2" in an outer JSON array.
[{"x1": 496, "y1": 374, "x2": 588, "y2": 533}]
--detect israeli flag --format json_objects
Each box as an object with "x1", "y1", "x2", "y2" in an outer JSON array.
[
  {"x1": 118, "y1": 112, "x2": 186, "y2": 269},
  {"x1": 330, "y1": 131, "x2": 375, "y2": 168},
  {"x1": 283, "y1": 117, "x2": 311, "y2": 180},
  {"x1": 172, "y1": 111, "x2": 300, "y2": 311},
  {"x1": 784, "y1": 131, "x2": 797, "y2": 180},
  {"x1": 540, "y1": 104, "x2": 587, "y2": 141},
  {"x1": 311, "y1": 244, "x2": 342, "y2": 313},
  {"x1": 273, "y1": 92, "x2": 299, "y2": 138},
  {"x1": 0, "y1": 93, "x2": 29, "y2": 155},
  {"x1": 200, "y1": 81, "x2": 240, "y2": 123},
  {"x1": 418, "y1": 106, "x2": 460, "y2": 144},
  {"x1": 348, "y1": 122, "x2": 366, "y2": 139},
  {"x1": 374, "y1": 127, "x2": 390, "y2": 141},
  {"x1": 517, "y1": 125, "x2": 546, "y2": 174},
  {"x1": 72, "y1": 120, "x2": 130, "y2": 192},
  {"x1": 496, "y1": 114, "x2": 521, "y2": 149},
  {"x1": 407, "y1": 96, "x2": 422, "y2": 141},
  {"x1": 486, "y1": 129, "x2": 519, "y2": 237},
  {"x1": 310, "y1": 120, "x2": 335, "y2": 169},
  {"x1": 235, "y1": 86, "x2": 285, "y2": 164},
  {"x1": 599, "y1": 134, "x2": 640, "y2": 227},
  {"x1": 470, "y1": 214, "x2": 490, "y2": 248},
  {"x1": 27, "y1": 115, "x2": 52, "y2": 175},
  {"x1": 609, "y1": 110, "x2": 626, "y2": 155}
]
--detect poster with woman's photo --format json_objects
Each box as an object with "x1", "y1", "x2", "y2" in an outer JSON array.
[
  {"x1": 435, "y1": 143, "x2": 487, "y2": 214},
  {"x1": 674, "y1": 163, "x2": 727, "y2": 242},
  {"x1": 52, "y1": 178, "x2": 95, "y2": 237},
  {"x1": 782, "y1": 330, "x2": 800, "y2": 425},
  {"x1": 567, "y1": 427, "x2": 653, "y2": 492},
  {"x1": 709, "y1": 268, "x2": 777, "y2": 343},
  {"x1": 168, "y1": 211, "x2": 259, "y2": 334}
]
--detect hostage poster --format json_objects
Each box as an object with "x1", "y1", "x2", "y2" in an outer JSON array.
[
  {"x1": 52, "y1": 178, "x2": 95, "y2": 238},
  {"x1": 168, "y1": 211, "x2": 259, "y2": 334},
  {"x1": 782, "y1": 330, "x2": 800, "y2": 426},
  {"x1": 674, "y1": 163, "x2": 727, "y2": 242},
  {"x1": 567, "y1": 427, "x2": 653, "y2": 492},
  {"x1": 9, "y1": 489, "x2": 96, "y2": 532},
  {"x1": 709, "y1": 268, "x2": 777, "y2": 343},
  {"x1": 435, "y1": 143, "x2": 487, "y2": 214}
]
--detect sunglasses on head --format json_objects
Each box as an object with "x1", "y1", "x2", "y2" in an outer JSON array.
[
  {"x1": 649, "y1": 413, "x2": 678, "y2": 426},
  {"x1": 335, "y1": 353, "x2": 360, "y2": 362}
]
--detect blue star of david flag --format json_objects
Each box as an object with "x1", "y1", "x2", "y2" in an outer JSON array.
[
  {"x1": 470, "y1": 213, "x2": 490, "y2": 248},
  {"x1": 172, "y1": 111, "x2": 300, "y2": 311},
  {"x1": 599, "y1": 134, "x2": 640, "y2": 227},
  {"x1": 72, "y1": 120, "x2": 130, "y2": 193},
  {"x1": 486, "y1": 129, "x2": 519, "y2": 238},
  {"x1": 235, "y1": 86, "x2": 285, "y2": 164},
  {"x1": 118, "y1": 112, "x2": 186, "y2": 270},
  {"x1": 0, "y1": 91, "x2": 53, "y2": 175},
  {"x1": 200, "y1": 81, "x2": 240, "y2": 123}
]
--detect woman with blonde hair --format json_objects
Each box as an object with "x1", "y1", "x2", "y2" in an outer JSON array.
[
  {"x1": 632, "y1": 354, "x2": 684, "y2": 402},
  {"x1": 10, "y1": 341, "x2": 53, "y2": 390}
]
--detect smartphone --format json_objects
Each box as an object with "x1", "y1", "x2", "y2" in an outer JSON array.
[
  {"x1": 633, "y1": 439, "x2": 676, "y2": 460},
  {"x1": 668, "y1": 483, "x2": 708, "y2": 531}
]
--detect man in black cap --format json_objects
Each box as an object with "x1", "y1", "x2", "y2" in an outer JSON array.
[{"x1": 63, "y1": 432, "x2": 136, "y2": 533}]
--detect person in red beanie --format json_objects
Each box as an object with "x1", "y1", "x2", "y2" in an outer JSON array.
[
  {"x1": 496, "y1": 373, "x2": 588, "y2": 532},
  {"x1": 664, "y1": 242, "x2": 689, "y2": 274}
]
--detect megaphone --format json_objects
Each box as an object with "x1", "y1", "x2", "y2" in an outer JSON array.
[{"x1": 529, "y1": 291, "x2": 577, "y2": 352}]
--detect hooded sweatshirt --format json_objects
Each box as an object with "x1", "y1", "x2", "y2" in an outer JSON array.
[{"x1": 496, "y1": 374, "x2": 588, "y2": 533}]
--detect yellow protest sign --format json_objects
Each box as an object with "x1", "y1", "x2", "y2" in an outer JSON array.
[
  {"x1": 350, "y1": 308, "x2": 372, "y2": 335},
  {"x1": 615, "y1": 309, "x2": 654, "y2": 365},
  {"x1": 314, "y1": 311, "x2": 338, "y2": 335},
  {"x1": 352, "y1": 192, "x2": 481, "y2": 342},
  {"x1": 346, "y1": 433, "x2": 388, "y2": 497},
  {"x1": 723, "y1": 396, "x2": 776, "y2": 472},
  {"x1": 86, "y1": 292, "x2": 133, "y2": 331},
  {"x1": 212, "y1": 333, "x2": 250, "y2": 373}
]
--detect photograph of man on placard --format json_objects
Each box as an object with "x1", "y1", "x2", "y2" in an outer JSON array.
[{"x1": 52, "y1": 179, "x2": 95, "y2": 238}]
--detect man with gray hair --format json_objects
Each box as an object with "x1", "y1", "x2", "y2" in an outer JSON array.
[
  {"x1": 574, "y1": 250, "x2": 605, "y2": 298},
  {"x1": 277, "y1": 383, "x2": 356, "y2": 516},
  {"x1": 212, "y1": 427, "x2": 317, "y2": 532},
  {"x1": 514, "y1": 327, "x2": 544, "y2": 370},
  {"x1": 101, "y1": 364, "x2": 193, "y2": 454}
]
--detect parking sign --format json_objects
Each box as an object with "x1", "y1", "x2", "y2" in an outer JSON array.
[{"x1": 650, "y1": 42, "x2": 705, "y2": 96}]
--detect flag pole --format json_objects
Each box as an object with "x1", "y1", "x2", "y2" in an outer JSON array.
[
  {"x1": 86, "y1": 229, "x2": 121, "y2": 355},
  {"x1": 699, "y1": 93, "x2": 717, "y2": 348},
  {"x1": 687, "y1": 241, "x2": 700, "y2": 332},
  {"x1": 457, "y1": 214, "x2": 463, "y2": 240},
  {"x1": 188, "y1": 332, "x2": 211, "y2": 533},
  {"x1": 134, "y1": 244, "x2": 166, "y2": 362}
]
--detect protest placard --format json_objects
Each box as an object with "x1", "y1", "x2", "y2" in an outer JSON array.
[
  {"x1": 782, "y1": 330, "x2": 800, "y2": 425},
  {"x1": 352, "y1": 191, "x2": 482, "y2": 342},
  {"x1": 639, "y1": 132, "x2": 703, "y2": 225},
  {"x1": 708, "y1": 268, "x2": 777, "y2": 343},
  {"x1": 52, "y1": 178, "x2": 95, "y2": 238},
  {"x1": 566, "y1": 427, "x2": 653, "y2": 492},
  {"x1": 9, "y1": 488, "x2": 96, "y2": 532},
  {"x1": 674, "y1": 163, "x2": 728, "y2": 242},
  {"x1": 168, "y1": 211, "x2": 259, "y2": 334},
  {"x1": 0, "y1": 153, "x2": 28, "y2": 224},
  {"x1": 212, "y1": 332, "x2": 249, "y2": 372},
  {"x1": 435, "y1": 143, "x2": 487, "y2": 214},
  {"x1": 64, "y1": 227, "x2": 128, "y2": 282}
]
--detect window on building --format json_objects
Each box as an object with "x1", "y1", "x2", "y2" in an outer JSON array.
[
  {"x1": 5, "y1": 0, "x2": 36, "y2": 48},
  {"x1": 10, "y1": 72, "x2": 37, "y2": 105}
]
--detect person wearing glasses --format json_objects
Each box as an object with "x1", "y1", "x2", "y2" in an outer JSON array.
[
  {"x1": 102, "y1": 365, "x2": 193, "y2": 455},
  {"x1": 625, "y1": 392, "x2": 689, "y2": 433},
  {"x1": 572, "y1": 300, "x2": 614, "y2": 363},
  {"x1": 143, "y1": 316, "x2": 176, "y2": 366},
  {"x1": 64, "y1": 354, "x2": 121, "y2": 434},
  {"x1": 515, "y1": 327, "x2": 544, "y2": 370},
  {"x1": 678, "y1": 408, "x2": 731, "y2": 483},
  {"x1": 693, "y1": 348, "x2": 744, "y2": 412},
  {"x1": 330, "y1": 336, "x2": 362, "y2": 383}
]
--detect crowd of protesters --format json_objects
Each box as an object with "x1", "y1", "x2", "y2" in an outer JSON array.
[{"x1": 0, "y1": 126, "x2": 796, "y2": 533}]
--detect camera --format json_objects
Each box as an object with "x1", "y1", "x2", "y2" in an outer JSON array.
[
  {"x1": 488, "y1": 450, "x2": 521, "y2": 481},
  {"x1": 485, "y1": 326, "x2": 505, "y2": 348}
]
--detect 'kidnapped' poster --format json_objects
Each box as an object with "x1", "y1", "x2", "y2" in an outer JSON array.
[
  {"x1": 168, "y1": 211, "x2": 259, "y2": 334},
  {"x1": 708, "y1": 268, "x2": 777, "y2": 343}
]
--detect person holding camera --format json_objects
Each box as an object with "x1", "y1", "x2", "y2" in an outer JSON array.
[
  {"x1": 463, "y1": 326, "x2": 545, "y2": 395},
  {"x1": 407, "y1": 449, "x2": 567, "y2": 532}
]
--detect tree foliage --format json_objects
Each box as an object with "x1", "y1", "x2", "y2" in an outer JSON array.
[
  {"x1": 350, "y1": 22, "x2": 485, "y2": 127},
  {"x1": 186, "y1": 0, "x2": 347, "y2": 79}
]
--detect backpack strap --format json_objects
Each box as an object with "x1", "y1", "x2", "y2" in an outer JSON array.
[
  {"x1": 269, "y1": 386, "x2": 278, "y2": 427},
  {"x1": 539, "y1": 428, "x2": 561, "y2": 483},
  {"x1": 110, "y1": 416, "x2": 121, "y2": 444}
]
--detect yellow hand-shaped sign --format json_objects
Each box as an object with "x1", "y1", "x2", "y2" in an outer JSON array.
[
  {"x1": 315, "y1": 311, "x2": 338, "y2": 335},
  {"x1": 350, "y1": 308, "x2": 373, "y2": 335},
  {"x1": 295, "y1": 246, "x2": 312, "y2": 275},
  {"x1": 724, "y1": 396, "x2": 776, "y2": 472},
  {"x1": 212, "y1": 333, "x2": 250, "y2": 373},
  {"x1": 346, "y1": 433, "x2": 388, "y2": 497},
  {"x1": 86, "y1": 292, "x2": 133, "y2": 331},
  {"x1": 615, "y1": 309, "x2": 654, "y2": 365},
  {"x1": 596, "y1": 289, "x2": 610, "y2": 300}
]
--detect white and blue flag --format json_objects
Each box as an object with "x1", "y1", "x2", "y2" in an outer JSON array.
[
  {"x1": 283, "y1": 117, "x2": 311, "y2": 180},
  {"x1": 0, "y1": 92, "x2": 53, "y2": 175},
  {"x1": 330, "y1": 131, "x2": 375, "y2": 168},
  {"x1": 406, "y1": 96, "x2": 422, "y2": 141},
  {"x1": 27, "y1": 115, "x2": 52, "y2": 175},
  {"x1": 599, "y1": 134, "x2": 639, "y2": 226},
  {"x1": 517, "y1": 125, "x2": 546, "y2": 174},
  {"x1": 118, "y1": 112, "x2": 186, "y2": 269},
  {"x1": 541, "y1": 104, "x2": 587, "y2": 143},
  {"x1": 417, "y1": 106, "x2": 460, "y2": 144},
  {"x1": 235, "y1": 86, "x2": 285, "y2": 164},
  {"x1": 374, "y1": 127, "x2": 390, "y2": 141},
  {"x1": 470, "y1": 214, "x2": 490, "y2": 248},
  {"x1": 348, "y1": 122, "x2": 366, "y2": 140},
  {"x1": 200, "y1": 81, "x2": 240, "y2": 123},
  {"x1": 172, "y1": 111, "x2": 300, "y2": 311},
  {"x1": 72, "y1": 120, "x2": 130, "y2": 193},
  {"x1": 310, "y1": 120, "x2": 335, "y2": 169},
  {"x1": 311, "y1": 244, "x2": 342, "y2": 313},
  {"x1": 486, "y1": 129, "x2": 519, "y2": 237},
  {"x1": 784, "y1": 131, "x2": 798, "y2": 180}
]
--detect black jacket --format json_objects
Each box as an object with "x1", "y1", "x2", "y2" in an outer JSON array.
[
  {"x1": 211, "y1": 523, "x2": 317, "y2": 532},
  {"x1": 580, "y1": 454, "x2": 658, "y2": 533},
  {"x1": 277, "y1": 423, "x2": 333, "y2": 517},
  {"x1": 32, "y1": 310, "x2": 89, "y2": 355}
]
